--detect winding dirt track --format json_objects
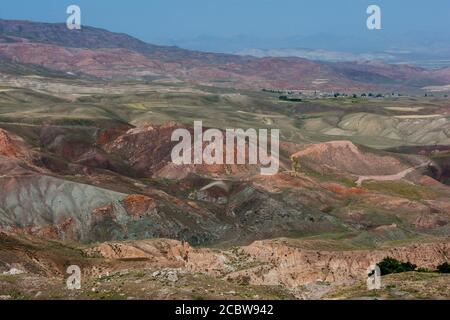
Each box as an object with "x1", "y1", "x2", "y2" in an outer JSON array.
[{"x1": 356, "y1": 162, "x2": 431, "y2": 187}]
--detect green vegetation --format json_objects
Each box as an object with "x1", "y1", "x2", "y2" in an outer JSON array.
[
  {"x1": 378, "y1": 258, "x2": 450, "y2": 275},
  {"x1": 378, "y1": 257, "x2": 417, "y2": 275},
  {"x1": 324, "y1": 272, "x2": 450, "y2": 300},
  {"x1": 1, "y1": 77, "x2": 449, "y2": 149},
  {"x1": 437, "y1": 262, "x2": 450, "y2": 274},
  {"x1": 279, "y1": 95, "x2": 302, "y2": 102},
  {"x1": 364, "y1": 181, "x2": 439, "y2": 201}
]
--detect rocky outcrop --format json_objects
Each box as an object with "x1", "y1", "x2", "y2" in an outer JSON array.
[
  {"x1": 291, "y1": 141, "x2": 410, "y2": 176},
  {"x1": 228, "y1": 240, "x2": 450, "y2": 288},
  {"x1": 85, "y1": 238, "x2": 450, "y2": 289},
  {"x1": 105, "y1": 122, "x2": 185, "y2": 176},
  {"x1": 0, "y1": 129, "x2": 32, "y2": 160},
  {"x1": 0, "y1": 175, "x2": 126, "y2": 242}
]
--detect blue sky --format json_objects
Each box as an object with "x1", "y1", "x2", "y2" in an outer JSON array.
[{"x1": 1, "y1": 0, "x2": 449, "y2": 51}]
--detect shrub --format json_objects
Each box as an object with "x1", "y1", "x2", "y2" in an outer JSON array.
[
  {"x1": 378, "y1": 257, "x2": 417, "y2": 275},
  {"x1": 436, "y1": 262, "x2": 450, "y2": 274}
]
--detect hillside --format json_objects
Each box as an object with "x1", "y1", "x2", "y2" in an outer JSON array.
[{"x1": 1, "y1": 19, "x2": 449, "y2": 91}]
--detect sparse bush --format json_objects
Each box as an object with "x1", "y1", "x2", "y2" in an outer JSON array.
[
  {"x1": 436, "y1": 262, "x2": 450, "y2": 273},
  {"x1": 279, "y1": 95, "x2": 302, "y2": 102},
  {"x1": 378, "y1": 257, "x2": 417, "y2": 275}
]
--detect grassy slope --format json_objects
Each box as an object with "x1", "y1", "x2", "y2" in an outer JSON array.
[
  {"x1": 324, "y1": 272, "x2": 450, "y2": 300},
  {"x1": 0, "y1": 77, "x2": 448, "y2": 149}
]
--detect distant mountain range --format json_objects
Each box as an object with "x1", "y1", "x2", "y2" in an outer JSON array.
[
  {"x1": 235, "y1": 48, "x2": 396, "y2": 63},
  {"x1": 0, "y1": 19, "x2": 449, "y2": 92},
  {"x1": 164, "y1": 33, "x2": 450, "y2": 68}
]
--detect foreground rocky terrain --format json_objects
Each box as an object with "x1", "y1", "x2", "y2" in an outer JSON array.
[{"x1": 0, "y1": 232, "x2": 449, "y2": 300}]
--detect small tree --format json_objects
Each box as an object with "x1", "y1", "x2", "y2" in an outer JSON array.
[
  {"x1": 437, "y1": 262, "x2": 450, "y2": 273},
  {"x1": 378, "y1": 257, "x2": 417, "y2": 275}
]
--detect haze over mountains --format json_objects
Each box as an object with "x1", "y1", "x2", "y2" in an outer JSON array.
[
  {"x1": 164, "y1": 32, "x2": 450, "y2": 68},
  {"x1": 1, "y1": 19, "x2": 450, "y2": 92}
]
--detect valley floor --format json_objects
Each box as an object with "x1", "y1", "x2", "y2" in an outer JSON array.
[{"x1": 0, "y1": 75, "x2": 449, "y2": 300}]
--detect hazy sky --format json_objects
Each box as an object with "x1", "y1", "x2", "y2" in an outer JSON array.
[{"x1": 1, "y1": 0, "x2": 449, "y2": 49}]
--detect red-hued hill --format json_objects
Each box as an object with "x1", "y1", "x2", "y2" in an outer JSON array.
[{"x1": 1, "y1": 19, "x2": 448, "y2": 91}]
